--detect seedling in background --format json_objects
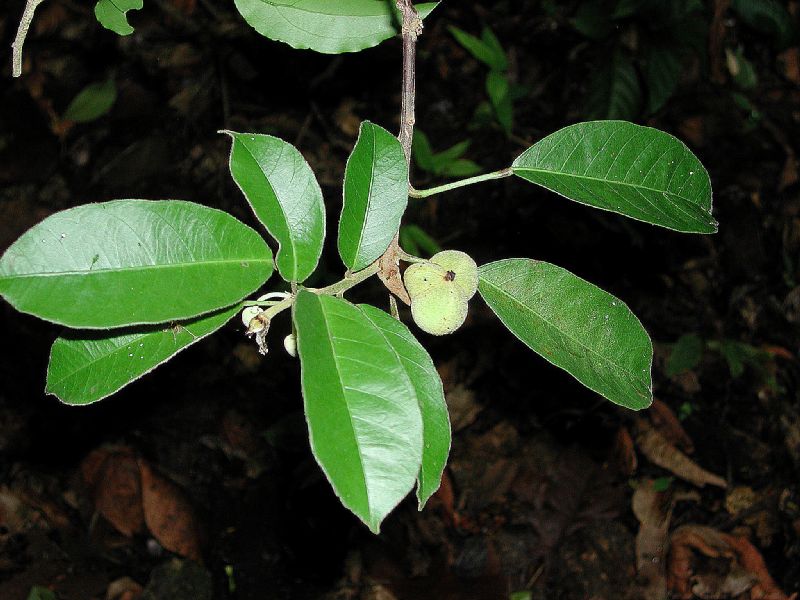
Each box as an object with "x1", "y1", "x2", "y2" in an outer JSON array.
[
  {"x1": 667, "y1": 334, "x2": 779, "y2": 390},
  {"x1": 4, "y1": 1, "x2": 716, "y2": 533},
  {"x1": 412, "y1": 129, "x2": 482, "y2": 178},
  {"x1": 449, "y1": 25, "x2": 524, "y2": 136},
  {"x1": 399, "y1": 224, "x2": 443, "y2": 259}
]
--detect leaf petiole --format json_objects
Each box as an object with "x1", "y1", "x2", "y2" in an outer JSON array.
[{"x1": 409, "y1": 168, "x2": 513, "y2": 198}]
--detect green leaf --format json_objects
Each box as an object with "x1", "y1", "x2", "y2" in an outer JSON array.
[
  {"x1": 413, "y1": 132, "x2": 480, "y2": 177},
  {"x1": 294, "y1": 292, "x2": 433, "y2": 532},
  {"x1": 225, "y1": 132, "x2": 325, "y2": 282},
  {"x1": 479, "y1": 259, "x2": 653, "y2": 410},
  {"x1": 0, "y1": 200, "x2": 273, "y2": 328},
  {"x1": 481, "y1": 27, "x2": 507, "y2": 63},
  {"x1": 644, "y1": 45, "x2": 683, "y2": 114},
  {"x1": 432, "y1": 140, "x2": 471, "y2": 167},
  {"x1": 587, "y1": 50, "x2": 642, "y2": 120},
  {"x1": 412, "y1": 130, "x2": 436, "y2": 172},
  {"x1": 486, "y1": 71, "x2": 514, "y2": 134},
  {"x1": 27, "y1": 588, "x2": 57, "y2": 600},
  {"x1": 512, "y1": 121, "x2": 717, "y2": 234},
  {"x1": 233, "y1": 0, "x2": 439, "y2": 54},
  {"x1": 63, "y1": 78, "x2": 117, "y2": 123},
  {"x1": 94, "y1": 0, "x2": 142, "y2": 36},
  {"x1": 399, "y1": 224, "x2": 442, "y2": 258},
  {"x1": 731, "y1": 0, "x2": 799, "y2": 48},
  {"x1": 359, "y1": 304, "x2": 450, "y2": 508},
  {"x1": 441, "y1": 159, "x2": 482, "y2": 178},
  {"x1": 339, "y1": 122, "x2": 409, "y2": 271},
  {"x1": 47, "y1": 306, "x2": 238, "y2": 405},
  {"x1": 666, "y1": 334, "x2": 704, "y2": 376},
  {"x1": 449, "y1": 26, "x2": 508, "y2": 71}
]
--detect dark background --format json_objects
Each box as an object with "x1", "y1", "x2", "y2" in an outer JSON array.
[{"x1": 1, "y1": 1, "x2": 799, "y2": 599}]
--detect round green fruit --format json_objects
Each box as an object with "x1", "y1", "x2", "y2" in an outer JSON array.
[
  {"x1": 411, "y1": 286, "x2": 469, "y2": 336},
  {"x1": 431, "y1": 250, "x2": 478, "y2": 300},
  {"x1": 403, "y1": 261, "x2": 450, "y2": 299}
]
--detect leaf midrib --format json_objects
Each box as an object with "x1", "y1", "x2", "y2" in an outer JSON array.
[
  {"x1": 259, "y1": 0, "x2": 392, "y2": 19},
  {"x1": 512, "y1": 166, "x2": 708, "y2": 206},
  {"x1": 236, "y1": 137, "x2": 302, "y2": 280},
  {"x1": 351, "y1": 127, "x2": 379, "y2": 269},
  {"x1": 316, "y1": 300, "x2": 372, "y2": 523},
  {"x1": 0, "y1": 257, "x2": 271, "y2": 281}
]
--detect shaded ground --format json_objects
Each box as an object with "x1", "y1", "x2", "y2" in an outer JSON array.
[{"x1": 1, "y1": 1, "x2": 799, "y2": 599}]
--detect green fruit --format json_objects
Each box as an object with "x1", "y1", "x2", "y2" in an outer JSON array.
[
  {"x1": 403, "y1": 261, "x2": 450, "y2": 299},
  {"x1": 431, "y1": 250, "x2": 478, "y2": 300},
  {"x1": 411, "y1": 286, "x2": 469, "y2": 336}
]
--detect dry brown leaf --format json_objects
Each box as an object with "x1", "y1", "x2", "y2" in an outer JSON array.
[
  {"x1": 649, "y1": 400, "x2": 694, "y2": 454},
  {"x1": 139, "y1": 459, "x2": 203, "y2": 562},
  {"x1": 668, "y1": 525, "x2": 732, "y2": 599},
  {"x1": 779, "y1": 47, "x2": 800, "y2": 85},
  {"x1": 379, "y1": 240, "x2": 411, "y2": 306},
  {"x1": 722, "y1": 534, "x2": 791, "y2": 600},
  {"x1": 430, "y1": 470, "x2": 456, "y2": 528},
  {"x1": 632, "y1": 484, "x2": 673, "y2": 600},
  {"x1": 612, "y1": 426, "x2": 638, "y2": 476},
  {"x1": 779, "y1": 153, "x2": 799, "y2": 192},
  {"x1": 0, "y1": 486, "x2": 29, "y2": 534},
  {"x1": 679, "y1": 116, "x2": 707, "y2": 147},
  {"x1": 668, "y1": 525, "x2": 792, "y2": 600},
  {"x1": 692, "y1": 564, "x2": 755, "y2": 599},
  {"x1": 635, "y1": 420, "x2": 726, "y2": 489},
  {"x1": 82, "y1": 447, "x2": 144, "y2": 537},
  {"x1": 106, "y1": 576, "x2": 143, "y2": 600}
]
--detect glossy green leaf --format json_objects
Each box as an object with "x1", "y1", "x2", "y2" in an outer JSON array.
[
  {"x1": 225, "y1": 132, "x2": 325, "y2": 282},
  {"x1": 587, "y1": 50, "x2": 642, "y2": 120},
  {"x1": 47, "y1": 306, "x2": 238, "y2": 405},
  {"x1": 233, "y1": 0, "x2": 439, "y2": 54},
  {"x1": 0, "y1": 200, "x2": 273, "y2": 328},
  {"x1": 449, "y1": 26, "x2": 508, "y2": 71},
  {"x1": 512, "y1": 121, "x2": 717, "y2": 234},
  {"x1": 94, "y1": 0, "x2": 142, "y2": 35},
  {"x1": 339, "y1": 122, "x2": 409, "y2": 271},
  {"x1": 294, "y1": 291, "x2": 432, "y2": 532},
  {"x1": 479, "y1": 259, "x2": 653, "y2": 410},
  {"x1": 359, "y1": 304, "x2": 450, "y2": 508},
  {"x1": 64, "y1": 78, "x2": 117, "y2": 123}
]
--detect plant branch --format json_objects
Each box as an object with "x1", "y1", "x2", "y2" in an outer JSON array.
[
  {"x1": 247, "y1": 262, "x2": 383, "y2": 324},
  {"x1": 410, "y1": 168, "x2": 514, "y2": 198},
  {"x1": 396, "y1": 0, "x2": 422, "y2": 162},
  {"x1": 374, "y1": 0, "x2": 423, "y2": 303},
  {"x1": 11, "y1": 0, "x2": 47, "y2": 77},
  {"x1": 312, "y1": 261, "x2": 381, "y2": 296}
]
